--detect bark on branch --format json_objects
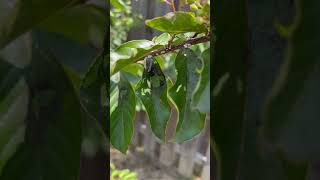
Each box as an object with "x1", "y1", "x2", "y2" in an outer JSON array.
[{"x1": 142, "y1": 33, "x2": 211, "y2": 60}]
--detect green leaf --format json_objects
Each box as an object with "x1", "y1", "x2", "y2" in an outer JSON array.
[
  {"x1": 39, "y1": 4, "x2": 106, "y2": 46},
  {"x1": 0, "y1": 0, "x2": 84, "y2": 49},
  {"x1": 111, "y1": 40, "x2": 163, "y2": 75},
  {"x1": 145, "y1": 11, "x2": 207, "y2": 34},
  {"x1": 169, "y1": 48, "x2": 205, "y2": 143},
  {"x1": 110, "y1": 0, "x2": 128, "y2": 11},
  {"x1": 192, "y1": 48, "x2": 210, "y2": 113},
  {"x1": 110, "y1": 73, "x2": 136, "y2": 153},
  {"x1": 263, "y1": 0, "x2": 320, "y2": 161},
  {"x1": 0, "y1": 47, "x2": 82, "y2": 180},
  {"x1": 122, "y1": 64, "x2": 144, "y2": 85},
  {"x1": 136, "y1": 57, "x2": 171, "y2": 140},
  {"x1": 152, "y1": 33, "x2": 171, "y2": 45}
]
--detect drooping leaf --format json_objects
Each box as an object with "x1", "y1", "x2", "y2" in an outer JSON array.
[
  {"x1": 0, "y1": 47, "x2": 82, "y2": 180},
  {"x1": 32, "y1": 29, "x2": 97, "y2": 75},
  {"x1": 263, "y1": 0, "x2": 320, "y2": 162},
  {"x1": 192, "y1": 48, "x2": 210, "y2": 113},
  {"x1": 169, "y1": 48, "x2": 205, "y2": 143},
  {"x1": 0, "y1": 0, "x2": 85, "y2": 49},
  {"x1": 110, "y1": 73, "x2": 136, "y2": 153},
  {"x1": 136, "y1": 57, "x2": 170, "y2": 140},
  {"x1": 145, "y1": 11, "x2": 208, "y2": 34},
  {"x1": 111, "y1": 40, "x2": 163, "y2": 75}
]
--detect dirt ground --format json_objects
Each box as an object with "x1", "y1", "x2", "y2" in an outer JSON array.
[{"x1": 111, "y1": 147, "x2": 195, "y2": 180}]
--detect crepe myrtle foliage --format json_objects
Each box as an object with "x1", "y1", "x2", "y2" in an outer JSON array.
[{"x1": 110, "y1": 0, "x2": 211, "y2": 154}]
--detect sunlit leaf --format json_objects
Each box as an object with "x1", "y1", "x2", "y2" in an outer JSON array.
[
  {"x1": 111, "y1": 40, "x2": 163, "y2": 75},
  {"x1": 145, "y1": 11, "x2": 208, "y2": 34},
  {"x1": 110, "y1": 0, "x2": 128, "y2": 11}
]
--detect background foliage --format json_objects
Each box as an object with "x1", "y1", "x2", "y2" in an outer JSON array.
[{"x1": 212, "y1": 0, "x2": 320, "y2": 179}]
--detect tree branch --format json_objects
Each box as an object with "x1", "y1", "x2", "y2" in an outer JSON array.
[{"x1": 144, "y1": 33, "x2": 210, "y2": 59}]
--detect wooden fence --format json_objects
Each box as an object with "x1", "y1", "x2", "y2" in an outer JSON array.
[{"x1": 130, "y1": 111, "x2": 210, "y2": 180}]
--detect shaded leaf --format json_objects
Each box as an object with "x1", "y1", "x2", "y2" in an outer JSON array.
[
  {"x1": 169, "y1": 48, "x2": 205, "y2": 143},
  {"x1": 80, "y1": 52, "x2": 108, "y2": 154},
  {"x1": 136, "y1": 57, "x2": 170, "y2": 140},
  {"x1": 32, "y1": 29, "x2": 97, "y2": 75},
  {"x1": 0, "y1": 0, "x2": 84, "y2": 49},
  {"x1": 110, "y1": 73, "x2": 136, "y2": 153},
  {"x1": 0, "y1": 59, "x2": 27, "y2": 174},
  {"x1": 0, "y1": 47, "x2": 82, "y2": 180},
  {"x1": 39, "y1": 4, "x2": 106, "y2": 46}
]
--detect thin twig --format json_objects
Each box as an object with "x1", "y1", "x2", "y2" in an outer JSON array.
[
  {"x1": 140, "y1": 33, "x2": 210, "y2": 60},
  {"x1": 171, "y1": 0, "x2": 176, "y2": 12},
  {"x1": 163, "y1": 0, "x2": 172, "y2": 6}
]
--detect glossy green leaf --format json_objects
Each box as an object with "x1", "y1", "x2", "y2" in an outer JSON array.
[
  {"x1": 152, "y1": 33, "x2": 171, "y2": 45},
  {"x1": 0, "y1": 0, "x2": 84, "y2": 49},
  {"x1": 263, "y1": 0, "x2": 320, "y2": 161},
  {"x1": 39, "y1": 4, "x2": 105, "y2": 46},
  {"x1": 145, "y1": 11, "x2": 208, "y2": 34},
  {"x1": 110, "y1": 0, "x2": 127, "y2": 11},
  {"x1": 110, "y1": 73, "x2": 136, "y2": 153},
  {"x1": 192, "y1": 48, "x2": 210, "y2": 113},
  {"x1": 111, "y1": 40, "x2": 163, "y2": 75},
  {"x1": 136, "y1": 57, "x2": 170, "y2": 140},
  {"x1": 169, "y1": 48, "x2": 205, "y2": 143},
  {"x1": 0, "y1": 48, "x2": 82, "y2": 180}
]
